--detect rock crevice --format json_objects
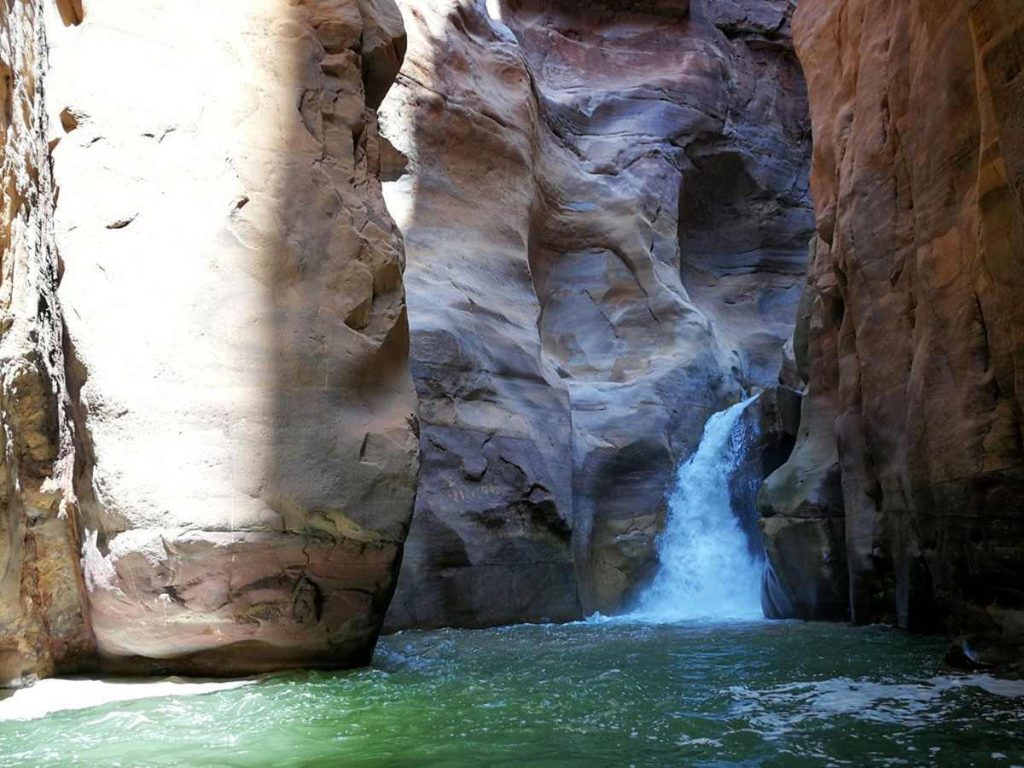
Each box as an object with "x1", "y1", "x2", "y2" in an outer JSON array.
[
  {"x1": 762, "y1": 0, "x2": 1024, "y2": 666},
  {"x1": 380, "y1": 0, "x2": 813, "y2": 626}
]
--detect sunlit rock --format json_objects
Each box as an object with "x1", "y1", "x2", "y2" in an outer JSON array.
[
  {"x1": 1, "y1": 0, "x2": 418, "y2": 685},
  {"x1": 0, "y1": 0, "x2": 93, "y2": 688}
]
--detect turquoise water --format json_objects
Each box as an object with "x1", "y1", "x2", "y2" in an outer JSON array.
[{"x1": 2, "y1": 620, "x2": 1023, "y2": 767}]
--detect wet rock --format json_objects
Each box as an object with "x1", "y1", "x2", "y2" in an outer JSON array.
[{"x1": 729, "y1": 387, "x2": 801, "y2": 561}]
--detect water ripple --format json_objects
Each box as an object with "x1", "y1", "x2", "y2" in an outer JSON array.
[{"x1": 1, "y1": 622, "x2": 1021, "y2": 767}]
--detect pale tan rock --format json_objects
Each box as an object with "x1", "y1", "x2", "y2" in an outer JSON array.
[
  {"x1": 54, "y1": 0, "x2": 416, "y2": 675},
  {"x1": 1, "y1": 0, "x2": 417, "y2": 684}
]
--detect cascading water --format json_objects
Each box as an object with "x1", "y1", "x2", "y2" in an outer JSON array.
[{"x1": 634, "y1": 396, "x2": 764, "y2": 621}]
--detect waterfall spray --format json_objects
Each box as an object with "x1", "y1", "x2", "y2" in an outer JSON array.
[{"x1": 635, "y1": 396, "x2": 764, "y2": 621}]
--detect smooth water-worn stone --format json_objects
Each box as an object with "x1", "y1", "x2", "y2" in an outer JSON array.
[
  {"x1": 759, "y1": 237, "x2": 848, "y2": 621},
  {"x1": 1, "y1": 0, "x2": 418, "y2": 685},
  {"x1": 765, "y1": 0, "x2": 1024, "y2": 664},
  {"x1": 381, "y1": 0, "x2": 813, "y2": 626}
]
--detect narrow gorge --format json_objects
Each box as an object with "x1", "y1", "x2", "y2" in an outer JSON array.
[
  {"x1": 379, "y1": 0, "x2": 813, "y2": 629},
  {"x1": 0, "y1": 0, "x2": 1022, "y2": 765}
]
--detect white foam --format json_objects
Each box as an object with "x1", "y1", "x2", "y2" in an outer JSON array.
[
  {"x1": 727, "y1": 674, "x2": 1024, "y2": 735},
  {"x1": 0, "y1": 676, "x2": 255, "y2": 722},
  {"x1": 634, "y1": 397, "x2": 764, "y2": 622}
]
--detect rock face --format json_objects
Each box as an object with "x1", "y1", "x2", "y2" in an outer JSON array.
[
  {"x1": 729, "y1": 387, "x2": 801, "y2": 563},
  {"x1": 378, "y1": 0, "x2": 580, "y2": 629},
  {"x1": 381, "y1": 0, "x2": 813, "y2": 627},
  {"x1": 1, "y1": 0, "x2": 418, "y2": 686},
  {"x1": 763, "y1": 0, "x2": 1024, "y2": 663},
  {"x1": 0, "y1": 0, "x2": 93, "y2": 688},
  {"x1": 759, "y1": 238, "x2": 848, "y2": 621}
]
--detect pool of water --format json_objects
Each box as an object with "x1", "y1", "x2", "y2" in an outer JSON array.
[{"x1": 1, "y1": 620, "x2": 1022, "y2": 767}]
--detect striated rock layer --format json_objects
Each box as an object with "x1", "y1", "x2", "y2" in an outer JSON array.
[
  {"x1": 1, "y1": 0, "x2": 418, "y2": 686},
  {"x1": 763, "y1": 0, "x2": 1024, "y2": 665},
  {"x1": 381, "y1": 0, "x2": 813, "y2": 627}
]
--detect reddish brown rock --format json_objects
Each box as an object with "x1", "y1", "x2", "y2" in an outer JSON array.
[{"x1": 764, "y1": 0, "x2": 1024, "y2": 664}]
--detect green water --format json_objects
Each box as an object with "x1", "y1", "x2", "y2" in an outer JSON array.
[{"x1": 2, "y1": 620, "x2": 1023, "y2": 767}]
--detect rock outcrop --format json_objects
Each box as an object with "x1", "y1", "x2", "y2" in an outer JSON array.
[
  {"x1": 1, "y1": 0, "x2": 417, "y2": 686},
  {"x1": 729, "y1": 386, "x2": 801, "y2": 563},
  {"x1": 759, "y1": 238, "x2": 848, "y2": 621},
  {"x1": 0, "y1": 0, "x2": 93, "y2": 688},
  {"x1": 763, "y1": 0, "x2": 1024, "y2": 664},
  {"x1": 381, "y1": 0, "x2": 813, "y2": 627}
]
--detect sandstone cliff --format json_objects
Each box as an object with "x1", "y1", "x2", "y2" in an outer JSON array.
[
  {"x1": 1, "y1": 0, "x2": 417, "y2": 686},
  {"x1": 762, "y1": 0, "x2": 1024, "y2": 665},
  {"x1": 381, "y1": 0, "x2": 813, "y2": 627},
  {"x1": 0, "y1": 0, "x2": 93, "y2": 688}
]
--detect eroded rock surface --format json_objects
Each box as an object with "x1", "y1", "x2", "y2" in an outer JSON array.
[
  {"x1": 1, "y1": 0, "x2": 418, "y2": 684},
  {"x1": 0, "y1": 0, "x2": 92, "y2": 688},
  {"x1": 378, "y1": 0, "x2": 580, "y2": 628},
  {"x1": 759, "y1": 238, "x2": 848, "y2": 621},
  {"x1": 764, "y1": 0, "x2": 1024, "y2": 664},
  {"x1": 381, "y1": 0, "x2": 813, "y2": 626}
]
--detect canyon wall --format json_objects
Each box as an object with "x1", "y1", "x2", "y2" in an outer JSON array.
[
  {"x1": 0, "y1": 0, "x2": 93, "y2": 687},
  {"x1": 763, "y1": 0, "x2": 1024, "y2": 664},
  {"x1": 1, "y1": 0, "x2": 418, "y2": 686},
  {"x1": 381, "y1": 0, "x2": 813, "y2": 627}
]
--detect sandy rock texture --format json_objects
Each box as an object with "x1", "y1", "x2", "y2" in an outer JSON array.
[
  {"x1": 1, "y1": 0, "x2": 418, "y2": 685},
  {"x1": 0, "y1": 0, "x2": 92, "y2": 688},
  {"x1": 763, "y1": 0, "x2": 1024, "y2": 664},
  {"x1": 380, "y1": 0, "x2": 813, "y2": 626}
]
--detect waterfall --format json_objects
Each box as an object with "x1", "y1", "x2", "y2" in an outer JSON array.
[{"x1": 635, "y1": 396, "x2": 764, "y2": 622}]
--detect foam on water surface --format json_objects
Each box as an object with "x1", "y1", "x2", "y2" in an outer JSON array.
[{"x1": 0, "y1": 677, "x2": 255, "y2": 722}]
